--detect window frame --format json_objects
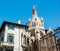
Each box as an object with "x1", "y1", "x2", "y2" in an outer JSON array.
[
  {"x1": 8, "y1": 25, "x2": 14, "y2": 30},
  {"x1": 7, "y1": 34, "x2": 14, "y2": 43}
]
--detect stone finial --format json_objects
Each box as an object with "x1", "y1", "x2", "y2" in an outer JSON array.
[
  {"x1": 32, "y1": 5, "x2": 37, "y2": 17},
  {"x1": 49, "y1": 27, "x2": 52, "y2": 31},
  {"x1": 17, "y1": 20, "x2": 21, "y2": 24},
  {"x1": 28, "y1": 18, "x2": 31, "y2": 22},
  {"x1": 47, "y1": 27, "x2": 54, "y2": 33}
]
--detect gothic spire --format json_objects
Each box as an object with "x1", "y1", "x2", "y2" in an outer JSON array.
[{"x1": 32, "y1": 6, "x2": 37, "y2": 17}]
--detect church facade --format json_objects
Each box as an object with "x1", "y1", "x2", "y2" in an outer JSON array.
[{"x1": 0, "y1": 6, "x2": 58, "y2": 51}]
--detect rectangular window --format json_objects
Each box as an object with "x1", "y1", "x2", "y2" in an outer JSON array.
[
  {"x1": 25, "y1": 28, "x2": 28, "y2": 32},
  {"x1": 7, "y1": 35, "x2": 14, "y2": 43},
  {"x1": 8, "y1": 25, "x2": 14, "y2": 30}
]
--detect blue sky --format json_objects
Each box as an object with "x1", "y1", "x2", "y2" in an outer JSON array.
[{"x1": 0, "y1": 0, "x2": 60, "y2": 29}]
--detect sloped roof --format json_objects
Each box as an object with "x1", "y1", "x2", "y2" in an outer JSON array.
[{"x1": 0, "y1": 21, "x2": 28, "y2": 33}]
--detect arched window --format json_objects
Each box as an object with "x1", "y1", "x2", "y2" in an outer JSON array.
[
  {"x1": 40, "y1": 31, "x2": 44, "y2": 37},
  {"x1": 24, "y1": 35, "x2": 26, "y2": 45},
  {"x1": 27, "y1": 38, "x2": 29, "y2": 45}
]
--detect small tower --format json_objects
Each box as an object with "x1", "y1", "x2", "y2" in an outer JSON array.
[{"x1": 27, "y1": 6, "x2": 46, "y2": 43}]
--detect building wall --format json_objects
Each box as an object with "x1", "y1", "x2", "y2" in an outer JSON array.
[{"x1": 0, "y1": 24, "x2": 27, "y2": 51}]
